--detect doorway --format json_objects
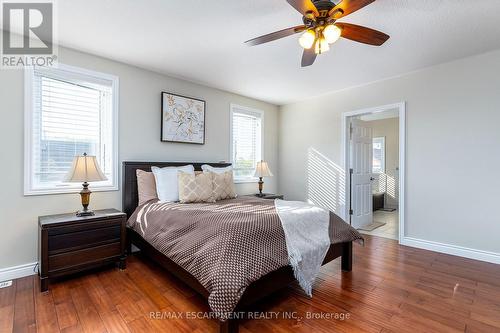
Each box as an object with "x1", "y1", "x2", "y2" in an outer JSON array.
[{"x1": 342, "y1": 103, "x2": 405, "y2": 242}]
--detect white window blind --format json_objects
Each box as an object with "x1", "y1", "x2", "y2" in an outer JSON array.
[
  {"x1": 231, "y1": 105, "x2": 263, "y2": 181},
  {"x1": 25, "y1": 64, "x2": 118, "y2": 195},
  {"x1": 372, "y1": 137, "x2": 385, "y2": 174}
]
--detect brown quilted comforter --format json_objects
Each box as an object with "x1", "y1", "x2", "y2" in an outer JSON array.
[{"x1": 127, "y1": 196, "x2": 363, "y2": 319}]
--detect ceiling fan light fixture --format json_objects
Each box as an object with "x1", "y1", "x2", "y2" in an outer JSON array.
[
  {"x1": 314, "y1": 37, "x2": 330, "y2": 55},
  {"x1": 245, "y1": 0, "x2": 390, "y2": 67},
  {"x1": 323, "y1": 24, "x2": 342, "y2": 44},
  {"x1": 299, "y1": 29, "x2": 316, "y2": 49}
]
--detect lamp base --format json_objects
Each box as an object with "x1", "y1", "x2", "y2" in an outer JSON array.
[
  {"x1": 77, "y1": 182, "x2": 94, "y2": 217},
  {"x1": 258, "y1": 177, "x2": 264, "y2": 196},
  {"x1": 76, "y1": 210, "x2": 95, "y2": 217}
]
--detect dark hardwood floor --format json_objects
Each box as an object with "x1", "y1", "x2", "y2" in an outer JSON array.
[{"x1": 1, "y1": 235, "x2": 500, "y2": 333}]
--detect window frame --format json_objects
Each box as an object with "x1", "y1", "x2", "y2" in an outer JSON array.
[
  {"x1": 24, "y1": 63, "x2": 120, "y2": 196},
  {"x1": 372, "y1": 136, "x2": 386, "y2": 174},
  {"x1": 229, "y1": 104, "x2": 264, "y2": 184}
]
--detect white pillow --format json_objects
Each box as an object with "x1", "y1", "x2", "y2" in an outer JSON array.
[
  {"x1": 151, "y1": 165, "x2": 195, "y2": 202},
  {"x1": 201, "y1": 164, "x2": 233, "y2": 174}
]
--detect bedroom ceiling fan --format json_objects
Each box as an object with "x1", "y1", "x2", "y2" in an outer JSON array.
[{"x1": 245, "y1": 0, "x2": 390, "y2": 67}]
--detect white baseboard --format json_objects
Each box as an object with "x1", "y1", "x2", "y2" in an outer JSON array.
[
  {"x1": 401, "y1": 237, "x2": 500, "y2": 265},
  {"x1": 0, "y1": 262, "x2": 37, "y2": 282}
]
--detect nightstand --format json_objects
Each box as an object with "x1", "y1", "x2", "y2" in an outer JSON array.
[
  {"x1": 252, "y1": 193, "x2": 284, "y2": 200},
  {"x1": 38, "y1": 208, "x2": 127, "y2": 292}
]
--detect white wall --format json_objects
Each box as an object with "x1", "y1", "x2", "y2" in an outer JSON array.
[
  {"x1": 278, "y1": 49, "x2": 500, "y2": 256},
  {"x1": 370, "y1": 117, "x2": 399, "y2": 208},
  {"x1": 0, "y1": 47, "x2": 279, "y2": 270}
]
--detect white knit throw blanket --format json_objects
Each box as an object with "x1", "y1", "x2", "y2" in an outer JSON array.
[{"x1": 274, "y1": 199, "x2": 330, "y2": 297}]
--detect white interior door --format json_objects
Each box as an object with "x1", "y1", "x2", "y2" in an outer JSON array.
[{"x1": 350, "y1": 119, "x2": 373, "y2": 228}]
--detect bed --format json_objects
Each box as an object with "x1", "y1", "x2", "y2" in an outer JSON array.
[{"x1": 123, "y1": 161, "x2": 359, "y2": 333}]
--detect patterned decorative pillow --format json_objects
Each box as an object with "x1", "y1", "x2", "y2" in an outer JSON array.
[
  {"x1": 211, "y1": 171, "x2": 237, "y2": 201},
  {"x1": 178, "y1": 172, "x2": 215, "y2": 203}
]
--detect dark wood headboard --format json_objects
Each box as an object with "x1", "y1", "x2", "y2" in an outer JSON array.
[{"x1": 122, "y1": 161, "x2": 232, "y2": 217}]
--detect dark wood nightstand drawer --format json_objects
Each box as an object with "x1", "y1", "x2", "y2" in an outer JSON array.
[
  {"x1": 47, "y1": 218, "x2": 123, "y2": 236},
  {"x1": 48, "y1": 225, "x2": 121, "y2": 254},
  {"x1": 48, "y1": 242, "x2": 121, "y2": 272}
]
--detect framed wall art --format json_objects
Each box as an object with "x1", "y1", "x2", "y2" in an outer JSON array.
[{"x1": 161, "y1": 92, "x2": 205, "y2": 144}]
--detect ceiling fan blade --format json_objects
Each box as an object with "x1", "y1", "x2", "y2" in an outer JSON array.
[
  {"x1": 336, "y1": 23, "x2": 389, "y2": 46},
  {"x1": 329, "y1": 0, "x2": 376, "y2": 19},
  {"x1": 301, "y1": 47, "x2": 317, "y2": 67},
  {"x1": 245, "y1": 25, "x2": 307, "y2": 46},
  {"x1": 286, "y1": 0, "x2": 319, "y2": 16}
]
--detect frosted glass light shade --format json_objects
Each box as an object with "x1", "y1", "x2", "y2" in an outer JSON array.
[
  {"x1": 323, "y1": 24, "x2": 342, "y2": 44},
  {"x1": 64, "y1": 154, "x2": 107, "y2": 183},
  {"x1": 299, "y1": 30, "x2": 316, "y2": 49},
  {"x1": 314, "y1": 38, "x2": 330, "y2": 54}
]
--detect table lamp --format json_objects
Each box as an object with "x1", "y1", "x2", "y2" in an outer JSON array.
[
  {"x1": 254, "y1": 160, "x2": 273, "y2": 197},
  {"x1": 64, "y1": 153, "x2": 107, "y2": 217}
]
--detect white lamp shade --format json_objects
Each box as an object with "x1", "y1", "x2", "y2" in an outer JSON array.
[
  {"x1": 64, "y1": 154, "x2": 107, "y2": 183},
  {"x1": 254, "y1": 161, "x2": 273, "y2": 178}
]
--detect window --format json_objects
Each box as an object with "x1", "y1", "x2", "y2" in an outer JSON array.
[
  {"x1": 24, "y1": 64, "x2": 119, "y2": 195},
  {"x1": 372, "y1": 137, "x2": 385, "y2": 174},
  {"x1": 230, "y1": 104, "x2": 263, "y2": 182}
]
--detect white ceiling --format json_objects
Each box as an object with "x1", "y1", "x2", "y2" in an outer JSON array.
[{"x1": 55, "y1": 0, "x2": 500, "y2": 105}]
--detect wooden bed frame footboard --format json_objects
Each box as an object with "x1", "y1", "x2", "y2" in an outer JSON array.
[{"x1": 122, "y1": 161, "x2": 353, "y2": 333}]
